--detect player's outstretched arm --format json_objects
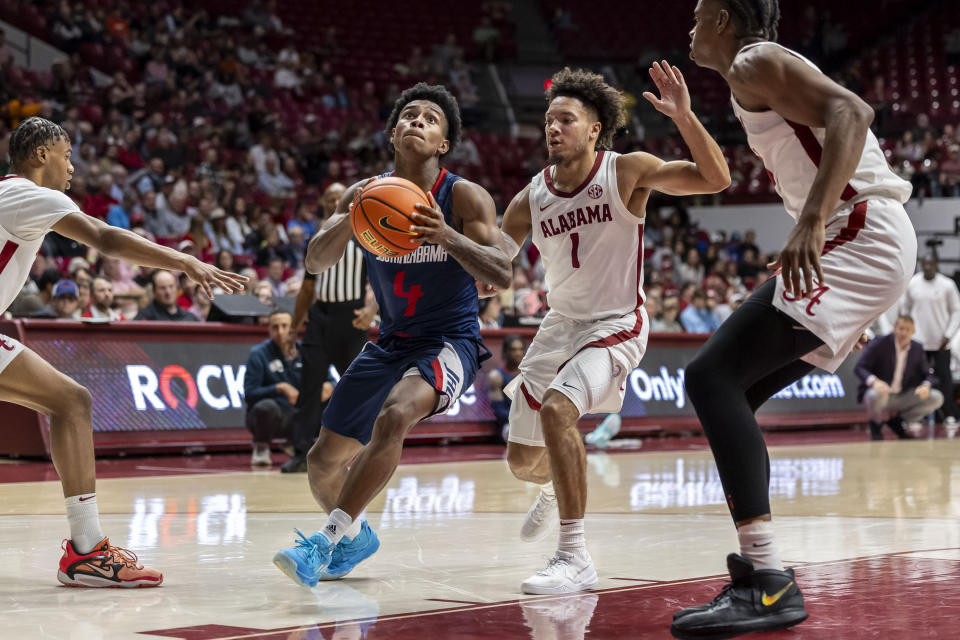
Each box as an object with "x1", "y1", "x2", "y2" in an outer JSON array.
[
  {"x1": 634, "y1": 60, "x2": 731, "y2": 195},
  {"x1": 730, "y1": 47, "x2": 874, "y2": 295},
  {"x1": 52, "y1": 212, "x2": 246, "y2": 299},
  {"x1": 305, "y1": 179, "x2": 367, "y2": 274},
  {"x1": 410, "y1": 180, "x2": 512, "y2": 290}
]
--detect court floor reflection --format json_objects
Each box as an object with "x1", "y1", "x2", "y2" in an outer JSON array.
[{"x1": 0, "y1": 439, "x2": 958, "y2": 638}]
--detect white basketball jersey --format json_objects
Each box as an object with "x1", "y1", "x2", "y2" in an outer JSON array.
[
  {"x1": 730, "y1": 42, "x2": 912, "y2": 220},
  {"x1": 0, "y1": 176, "x2": 79, "y2": 314},
  {"x1": 529, "y1": 150, "x2": 644, "y2": 321}
]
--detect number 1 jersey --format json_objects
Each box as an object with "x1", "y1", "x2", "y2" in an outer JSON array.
[{"x1": 529, "y1": 150, "x2": 645, "y2": 321}]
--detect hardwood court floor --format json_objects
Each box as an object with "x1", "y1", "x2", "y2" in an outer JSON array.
[{"x1": 0, "y1": 435, "x2": 958, "y2": 639}]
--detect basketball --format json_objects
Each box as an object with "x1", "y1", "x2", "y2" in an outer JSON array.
[{"x1": 350, "y1": 177, "x2": 429, "y2": 258}]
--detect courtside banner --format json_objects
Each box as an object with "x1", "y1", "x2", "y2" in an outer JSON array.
[{"x1": 24, "y1": 332, "x2": 862, "y2": 432}]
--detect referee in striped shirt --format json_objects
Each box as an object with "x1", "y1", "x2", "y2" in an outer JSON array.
[{"x1": 282, "y1": 182, "x2": 377, "y2": 472}]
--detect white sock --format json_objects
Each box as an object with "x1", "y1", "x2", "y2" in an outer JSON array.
[
  {"x1": 343, "y1": 511, "x2": 365, "y2": 540},
  {"x1": 738, "y1": 521, "x2": 783, "y2": 571},
  {"x1": 321, "y1": 508, "x2": 352, "y2": 545},
  {"x1": 65, "y1": 493, "x2": 105, "y2": 554},
  {"x1": 557, "y1": 518, "x2": 589, "y2": 561},
  {"x1": 540, "y1": 481, "x2": 555, "y2": 498}
]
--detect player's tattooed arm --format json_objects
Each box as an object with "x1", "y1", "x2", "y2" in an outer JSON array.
[
  {"x1": 305, "y1": 178, "x2": 368, "y2": 274},
  {"x1": 411, "y1": 179, "x2": 513, "y2": 290}
]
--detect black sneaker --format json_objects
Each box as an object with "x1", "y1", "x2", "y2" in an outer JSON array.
[
  {"x1": 670, "y1": 554, "x2": 808, "y2": 639},
  {"x1": 280, "y1": 452, "x2": 307, "y2": 473}
]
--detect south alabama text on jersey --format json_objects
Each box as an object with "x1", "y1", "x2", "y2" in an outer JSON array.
[{"x1": 376, "y1": 243, "x2": 448, "y2": 264}]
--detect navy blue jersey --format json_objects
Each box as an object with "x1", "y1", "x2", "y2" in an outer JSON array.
[{"x1": 363, "y1": 169, "x2": 480, "y2": 341}]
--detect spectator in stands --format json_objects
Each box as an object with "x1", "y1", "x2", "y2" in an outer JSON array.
[
  {"x1": 53, "y1": 4, "x2": 83, "y2": 50},
  {"x1": 37, "y1": 280, "x2": 80, "y2": 319},
  {"x1": 287, "y1": 201, "x2": 318, "y2": 239},
  {"x1": 257, "y1": 226, "x2": 295, "y2": 269},
  {"x1": 489, "y1": 334, "x2": 526, "y2": 442},
  {"x1": 106, "y1": 189, "x2": 141, "y2": 230},
  {"x1": 82, "y1": 276, "x2": 124, "y2": 321},
  {"x1": 243, "y1": 309, "x2": 303, "y2": 467},
  {"x1": 473, "y1": 16, "x2": 501, "y2": 60},
  {"x1": 135, "y1": 270, "x2": 198, "y2": 321},
  {"x1": 940, "y1": 145, "x2": 960, "y2": 197},
  {"x1": 205, "y1": 207, "x2": 242, "y2": 254},
  {"x1": 680, "y1": 290, "x2": 720, "y2": 333},
  {"x1": 678, "y1": 248, "x2": 705, "y2": 286},
  {"x1": 137, "y1": 157, "x2": 166, "y2": 195},
  {"x1": 653, "y1": 296, "x2": 684, "y2": 332},
  {"x1": 902, "y1": 255, "x2": 960, "y2": 425},
  {"x1": 286, "y1": 225, "x2": 306, "y2": 267},
  {"x1": 262, "y1": 256, "x2": 287, "y2": 298},
  {"x1": 856, "y1": 315, "x2": 942, "y2": 439},
  {"x1": 479, "y1": 295, "x2": 502, "y2": 329},
  {"x1": 71, "y1": 265, "x2": 93, "y2": 317},
  {"x1": 257, "y1": 155, "x2": 296, "y2": 198},
  {"x1": 242, "y1": 267, "x2": 261, "y2": 295}
]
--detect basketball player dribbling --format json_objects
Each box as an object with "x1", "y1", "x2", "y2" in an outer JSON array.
[
  {"x1": 273, "y1": 83, "x2": 512, "y2": 586},
  {"x1": 0, "y1": 117, "x2": 246, "y2": 587},
  {"x1": 499, "y1": 66, "x2": 730, "y2": 594},
  {"x1": 671, "y1": 2, "x2": 916, "y2": 638}
]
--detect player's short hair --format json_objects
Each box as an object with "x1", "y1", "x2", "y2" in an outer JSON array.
[
  {"x1": 9, "y1": 117, "x2": 69, "y2": 170},
  {"x1": 546, "y1": 67, "x2": 626, "y2": 150},
  {"x1": 718, "y1": 0, "x2": 780, "y2": 42},
  {"x1": 896, "y1": 314, "x2": 915, "y2": 326},
  {"x1": 268, "y1": 308, "x2": 291, "y2": 322},
  {"x1": 384, "y1": 83, "x2": 462, "y2": 157}
]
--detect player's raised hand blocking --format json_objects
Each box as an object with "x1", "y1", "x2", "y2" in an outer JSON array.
[
  {"x1": 411, "y1": 192, "x2": 452, "y2": 245},
  {"x1": 642, "y1": 60, "x2": 691, "y2": 119}
]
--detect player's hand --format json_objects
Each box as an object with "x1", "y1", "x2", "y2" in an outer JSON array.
[
  {"x1": 940, "y1": 337, "x2": 950, "y2": 350},
  {"x1": 768, "y1": 216, "x2": 825, "y2": 298},
  {"x1": 352, "y1": 304, "x2": 377, "y2": 330},
  {"x1": 915, "y1": 384, "x2": 931, "y2": 400},
  {"x1": 182, "y1": 257, "x2": 248, "y2": 299},
  {"x1": 477, "y1": 280, "x2": 500, "y2": 298},
  {"x1": 411, "y1": 192, "x2": 451, "y2": 246},
  {"x1": 642, "y1": 60, "x2": 691, "y2": 119},
  {"x1": 276, "y1": 382, "x2": 299, "y2": 404},
  {"x1": 851, "y1": 333, "x2": 869, "y2": 353},
  {"x1": 872, "y1": 379, "x2": 890, "y2": 396}
]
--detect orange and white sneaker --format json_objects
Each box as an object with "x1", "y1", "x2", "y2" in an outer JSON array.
[{"x1": 57, "y1": 538, "x2": 163, "y2": 588}]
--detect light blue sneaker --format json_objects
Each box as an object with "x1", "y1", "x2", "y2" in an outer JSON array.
[
  {"x1": 273, "y1": 529, "x2": 334, "y2": 587},
  {"x1": 584, "y1": 413, "x2": 622, "y2": 448},
  {"x1": 320, "y1": 521, "x2": 381, "y2": 580}
]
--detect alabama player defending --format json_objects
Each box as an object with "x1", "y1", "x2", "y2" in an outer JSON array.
[
  {"x1": 273, "y1": 84, "x2": 512, "y2": 586},
  {"x1": 671, "y1": 2, "x2": 916, "y2": 638},
  {"x1": 0, "y1": 117, "x2": 246, "y2": 587},
  {"x1": 500, "y1": 67, "x2": 730, "y2": 594}
]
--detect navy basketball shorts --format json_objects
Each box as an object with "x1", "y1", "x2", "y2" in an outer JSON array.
[{"x1": 322, "y1": 335, "x2": 484, "y2": 445}]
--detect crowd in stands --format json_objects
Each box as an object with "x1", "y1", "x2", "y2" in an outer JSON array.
[{"x1": 0, "y1": 0, "x2": 956, "y2": 337}]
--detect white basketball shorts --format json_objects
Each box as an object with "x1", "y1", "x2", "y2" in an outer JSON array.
[
  {"x1": 773, "y1": 197, "x2": 917, "y2": 373},
  {"x1": 0, "y1": 333, "x2": 25, "y2": 376},
  {"x1": 505, "y1": 307, "x2": 649, "y2": 447}
]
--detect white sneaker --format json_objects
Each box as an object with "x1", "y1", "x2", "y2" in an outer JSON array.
[
  {"x1": 251, "y1": 444, "x2": 272, "y2": 467},
  {"x1": 946, "y1": 416, "x2": 958, "y2": 426},
  {"x1": 907, "y1": 421, "x2": 925, "y2": 436},
  {"x1": 521, "y1": 550, "x2": 598, "y2": 595},
  {"x1": 520, "y1": 489, "x2": 559, "y2": 542}
]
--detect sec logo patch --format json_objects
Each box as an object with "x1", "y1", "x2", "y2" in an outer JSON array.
[{"x1": 587, "y1": 184, "x2": 603, "y2": 199}]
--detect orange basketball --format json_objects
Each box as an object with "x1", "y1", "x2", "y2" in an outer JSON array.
[{"x1": 350, "y1": 177, "x2": 429, "y2": 258}]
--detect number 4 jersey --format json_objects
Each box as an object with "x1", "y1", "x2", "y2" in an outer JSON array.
[
  {"x1": 0, "y1": 176, "x2": 80, "y2": 314},
  {"x1": 364, "y1": 168, "x2": 481, "y2": 342},
  {"x1": 529, "y1": 150, "x2": 645, "y2": 321}
]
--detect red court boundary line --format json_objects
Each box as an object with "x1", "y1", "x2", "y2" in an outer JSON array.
[{"x1": 138, "y1": 548, "x2": 960, "y2": 640}]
